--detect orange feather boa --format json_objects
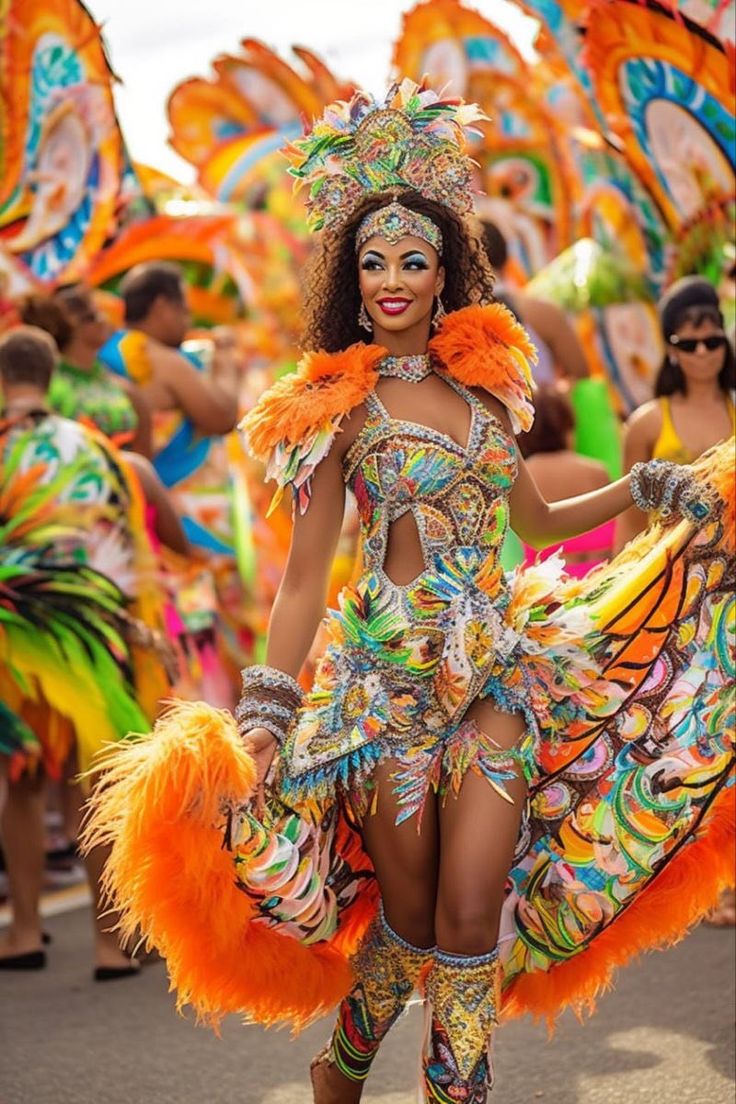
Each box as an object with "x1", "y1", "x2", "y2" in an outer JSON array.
[{"x1": 241, "y1": 302, "x2": 537, "y2": 468}]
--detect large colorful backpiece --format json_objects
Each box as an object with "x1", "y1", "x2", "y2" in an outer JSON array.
[
  {"x1": 392, "y1": 0, "x2": 735, "y2": 410},
  {"x1": 3, "y1": 0, "x2": 732, "y2": 407},
  {"x1": 0, "y1": 0, "x2": 128, "y2": 288},
  {"x1": 167, "y1": 38, "x2": 354, "y2": 211}
]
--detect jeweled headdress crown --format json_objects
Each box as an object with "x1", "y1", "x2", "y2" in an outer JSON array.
[{"x1": 285, "y1": 78, "x2": 487, "y2": 235}]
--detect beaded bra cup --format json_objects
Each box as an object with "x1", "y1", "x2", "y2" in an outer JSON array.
[{"x1": 344, "y1": 369, "x2": 517, "y2": 588}]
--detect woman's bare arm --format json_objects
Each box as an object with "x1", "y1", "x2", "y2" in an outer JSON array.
[
  {"x1": 510, "y1": 449, "x2": 633, "y2": 547},
  {"x1": 241, "y1": 441, "x2": 348, "y2": 785},
  {"x1": 263, "y1": 444, "x2": 347, "y2": 678},
  {"x1": 474, "y1": 392, "x2": 635, "y2": 547}
]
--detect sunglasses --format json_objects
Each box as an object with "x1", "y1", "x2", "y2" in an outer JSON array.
[{"x1": 669, "y1": 334, "x2": 728, "y2": 353}]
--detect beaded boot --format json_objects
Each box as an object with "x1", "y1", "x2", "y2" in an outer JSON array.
[
  {"x1": 422, "y1": 948, "x2": 500, "y2": 1103},
  {"x1": 312, "y1": 903, "x2": 433, "y2": 1087}
]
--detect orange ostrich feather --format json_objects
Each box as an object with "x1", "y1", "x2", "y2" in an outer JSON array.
[
  {"x1": 82, "y1": 700, "x2": 375, "y2": 1030},
  {"x1": 242, "y1": 305, "x2": 540, "y2": 468},
  {"x1": 430, "y1": 303, "x2": 537, "y2": 432},
  {"x1": 241, "y1": 343, "x2": 386, "y2": 461}
]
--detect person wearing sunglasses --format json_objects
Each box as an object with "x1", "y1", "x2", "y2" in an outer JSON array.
[
  {"x1": 616, "y1": 275, "x2": 735, "y2": 553},
  {"x1": 618, "y1": 277, "x2": 734, "y2": 932}
]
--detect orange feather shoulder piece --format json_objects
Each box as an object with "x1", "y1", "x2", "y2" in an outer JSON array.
[
  {"x1": 430, "y1": 303, "x2": 537, "y2": 433},
  {"x1": 241, "y1": 303, "x2": 535, "y2": 514},
  {"x1": 240, "y1": 343, "x2": 385, "y2": 514}
]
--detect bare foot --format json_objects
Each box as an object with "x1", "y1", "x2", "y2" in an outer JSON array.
[
  {"x1": 0, "y1": 926, "x2": 43, "y2": 960},
  {"x1": 706, "y1": 889, "x2": 736, "y2": 927},
  {"x1": 310, "y1": 1051, "x2": 364, "y2": 1104}
]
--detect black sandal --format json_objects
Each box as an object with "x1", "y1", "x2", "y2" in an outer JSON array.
[
  {"x1": 0, "y1": 949, "x2": 46, "y2": 970},
  {"x1": 93, "y1": 958, "x2": 141, "y2": 982}
]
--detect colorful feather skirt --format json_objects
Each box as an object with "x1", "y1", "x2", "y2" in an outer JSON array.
[{"x1": 83, "y1": 441, "x2": 735, "y2": 1029}]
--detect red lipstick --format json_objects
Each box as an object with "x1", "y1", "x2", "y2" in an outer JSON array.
[{"x1": 377, "y1": 297, "x2": 412, "y2": 316}]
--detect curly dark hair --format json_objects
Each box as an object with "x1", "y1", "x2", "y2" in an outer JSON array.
[{"x1": 301, "y1": 190, "x2": 496, "y2": 352}]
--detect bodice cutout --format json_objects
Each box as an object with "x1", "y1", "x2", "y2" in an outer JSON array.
[{"x1": 343, "y1": 374, "x2": 517, "y2": 587}]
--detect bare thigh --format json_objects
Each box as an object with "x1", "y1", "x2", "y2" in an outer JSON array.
[
  {"x1": 360, "y1": 758, "x2": 439, "y2": 949},
  {"x1": 435, "y1": 702, "x2": 528, "y2": 955}
]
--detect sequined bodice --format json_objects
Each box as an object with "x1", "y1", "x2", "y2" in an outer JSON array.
[{"x1": 343, "y1": 375, "x2": 517, "y2": 584}]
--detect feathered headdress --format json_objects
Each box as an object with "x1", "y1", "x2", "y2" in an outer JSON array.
[{"x1": 284, "y1": 78, "x2": 488, "y2": 233}]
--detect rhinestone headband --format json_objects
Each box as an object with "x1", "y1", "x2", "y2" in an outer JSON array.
[{"x1": 356, "y1": 200, "x2": 443, "y2": 254}]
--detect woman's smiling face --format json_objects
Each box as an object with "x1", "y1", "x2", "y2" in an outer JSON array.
[{"x1": 357, "y1": 235, "x2": 445, "y2": 338}]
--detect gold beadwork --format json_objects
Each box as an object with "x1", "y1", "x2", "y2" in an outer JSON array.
[
  {"x1": 425, "y1": 950, "x2": 499, "y2": 1080},
  {"x1": 323, "y1": 905, "x2": 434, "y2": 1081},
  {"x1": 349, "y1": 908, "x2": 431, "y2": 1033}
]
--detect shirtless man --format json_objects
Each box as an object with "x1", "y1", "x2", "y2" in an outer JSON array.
[{"x1": 114, "y1": 262, "x2": 238, "y2": 436}]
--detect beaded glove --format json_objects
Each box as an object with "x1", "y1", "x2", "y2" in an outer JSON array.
[
  {"x1": 235, "y1": 665, "x2": 304, "y2": 746},
  {"x1": 630, "y1": 459, "x2": 718, "y2": 526}
]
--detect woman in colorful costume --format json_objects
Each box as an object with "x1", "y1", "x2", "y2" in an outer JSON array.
[
  {"x1": 617, "y1": 275, "x2": 736, "y2": 548},
  {"x1": 85, "y1": 83, "x2": 735, "y2": 1101},
  {"x1": 618, "y1": 275, "x2": 736, "y2": 928},
  {"x1": 0, "y1": 326, "x2": 170, "y2": 978}
]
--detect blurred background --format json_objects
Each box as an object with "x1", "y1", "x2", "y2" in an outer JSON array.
[{"x1": 0, "y1": 1, "x2": 734, "y2": 1100}]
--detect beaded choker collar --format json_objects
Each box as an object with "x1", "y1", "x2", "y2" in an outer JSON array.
[{"x1": 377, "y1": 354, "x2": 433, "y2": 382}]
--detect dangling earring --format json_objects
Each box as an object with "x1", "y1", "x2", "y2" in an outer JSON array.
[
  {"x1": 431, "y1": 296, "x2": 446, "y2": 331},
  {"x1": 358, "y1": 301, "x2": 373, "y2": 333}
]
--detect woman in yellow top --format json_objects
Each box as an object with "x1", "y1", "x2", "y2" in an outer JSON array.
[
  {"x1": 618, "y1": 275, "x2": 735, "y2": 932},
  {"x1": 617, "y1": 276, "x2": 735, "y2": 551}
]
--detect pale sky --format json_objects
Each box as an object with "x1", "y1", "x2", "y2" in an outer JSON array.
[{"x1": 91, "y1": 0, "x2": 538, "y2": 182}]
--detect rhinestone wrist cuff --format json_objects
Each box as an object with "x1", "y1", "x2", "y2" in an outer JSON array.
[
  {"x1": 236, "y1": 665, "x2": 304, "y2": 745},
  {"x1": 631, "y1": 459, "x2": 717, "y2": 527}
]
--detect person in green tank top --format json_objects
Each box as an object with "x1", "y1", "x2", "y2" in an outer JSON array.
[{"x1": 19, "y1": 286, "x2": 152, "y2": 455}]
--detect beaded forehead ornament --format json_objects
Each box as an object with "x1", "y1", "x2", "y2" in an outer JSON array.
[
  {"x1": 285, "y1": 78, "x2": 487, "y2": 246},
  {"x1": 355, "y1": 199, "x2": 443, "y2": 253}
]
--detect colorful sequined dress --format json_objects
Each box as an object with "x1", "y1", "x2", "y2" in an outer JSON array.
[
  {"x1": 281, "y1": 375, "x2": 530, "y2": 824},
  {"x1": 86, "y1": 305, "x2": 735, "y2": 1031}
]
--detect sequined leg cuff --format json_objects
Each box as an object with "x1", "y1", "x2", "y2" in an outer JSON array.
[
  {"x1": 423, "y1": 947, "x2": 500, "y2": 1102},
  {"x1": 326, "y1": 903, "x2": 434, "y2": 1083}
]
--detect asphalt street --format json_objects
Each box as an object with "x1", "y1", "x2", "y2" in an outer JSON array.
[{"x1": 1, "y1": 905, "x2": 734, "y2": 1104}]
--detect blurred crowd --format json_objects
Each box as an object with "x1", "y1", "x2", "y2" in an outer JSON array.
[{"x1": 1, "y1": 224, "x2": 734, "y2": 982}]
